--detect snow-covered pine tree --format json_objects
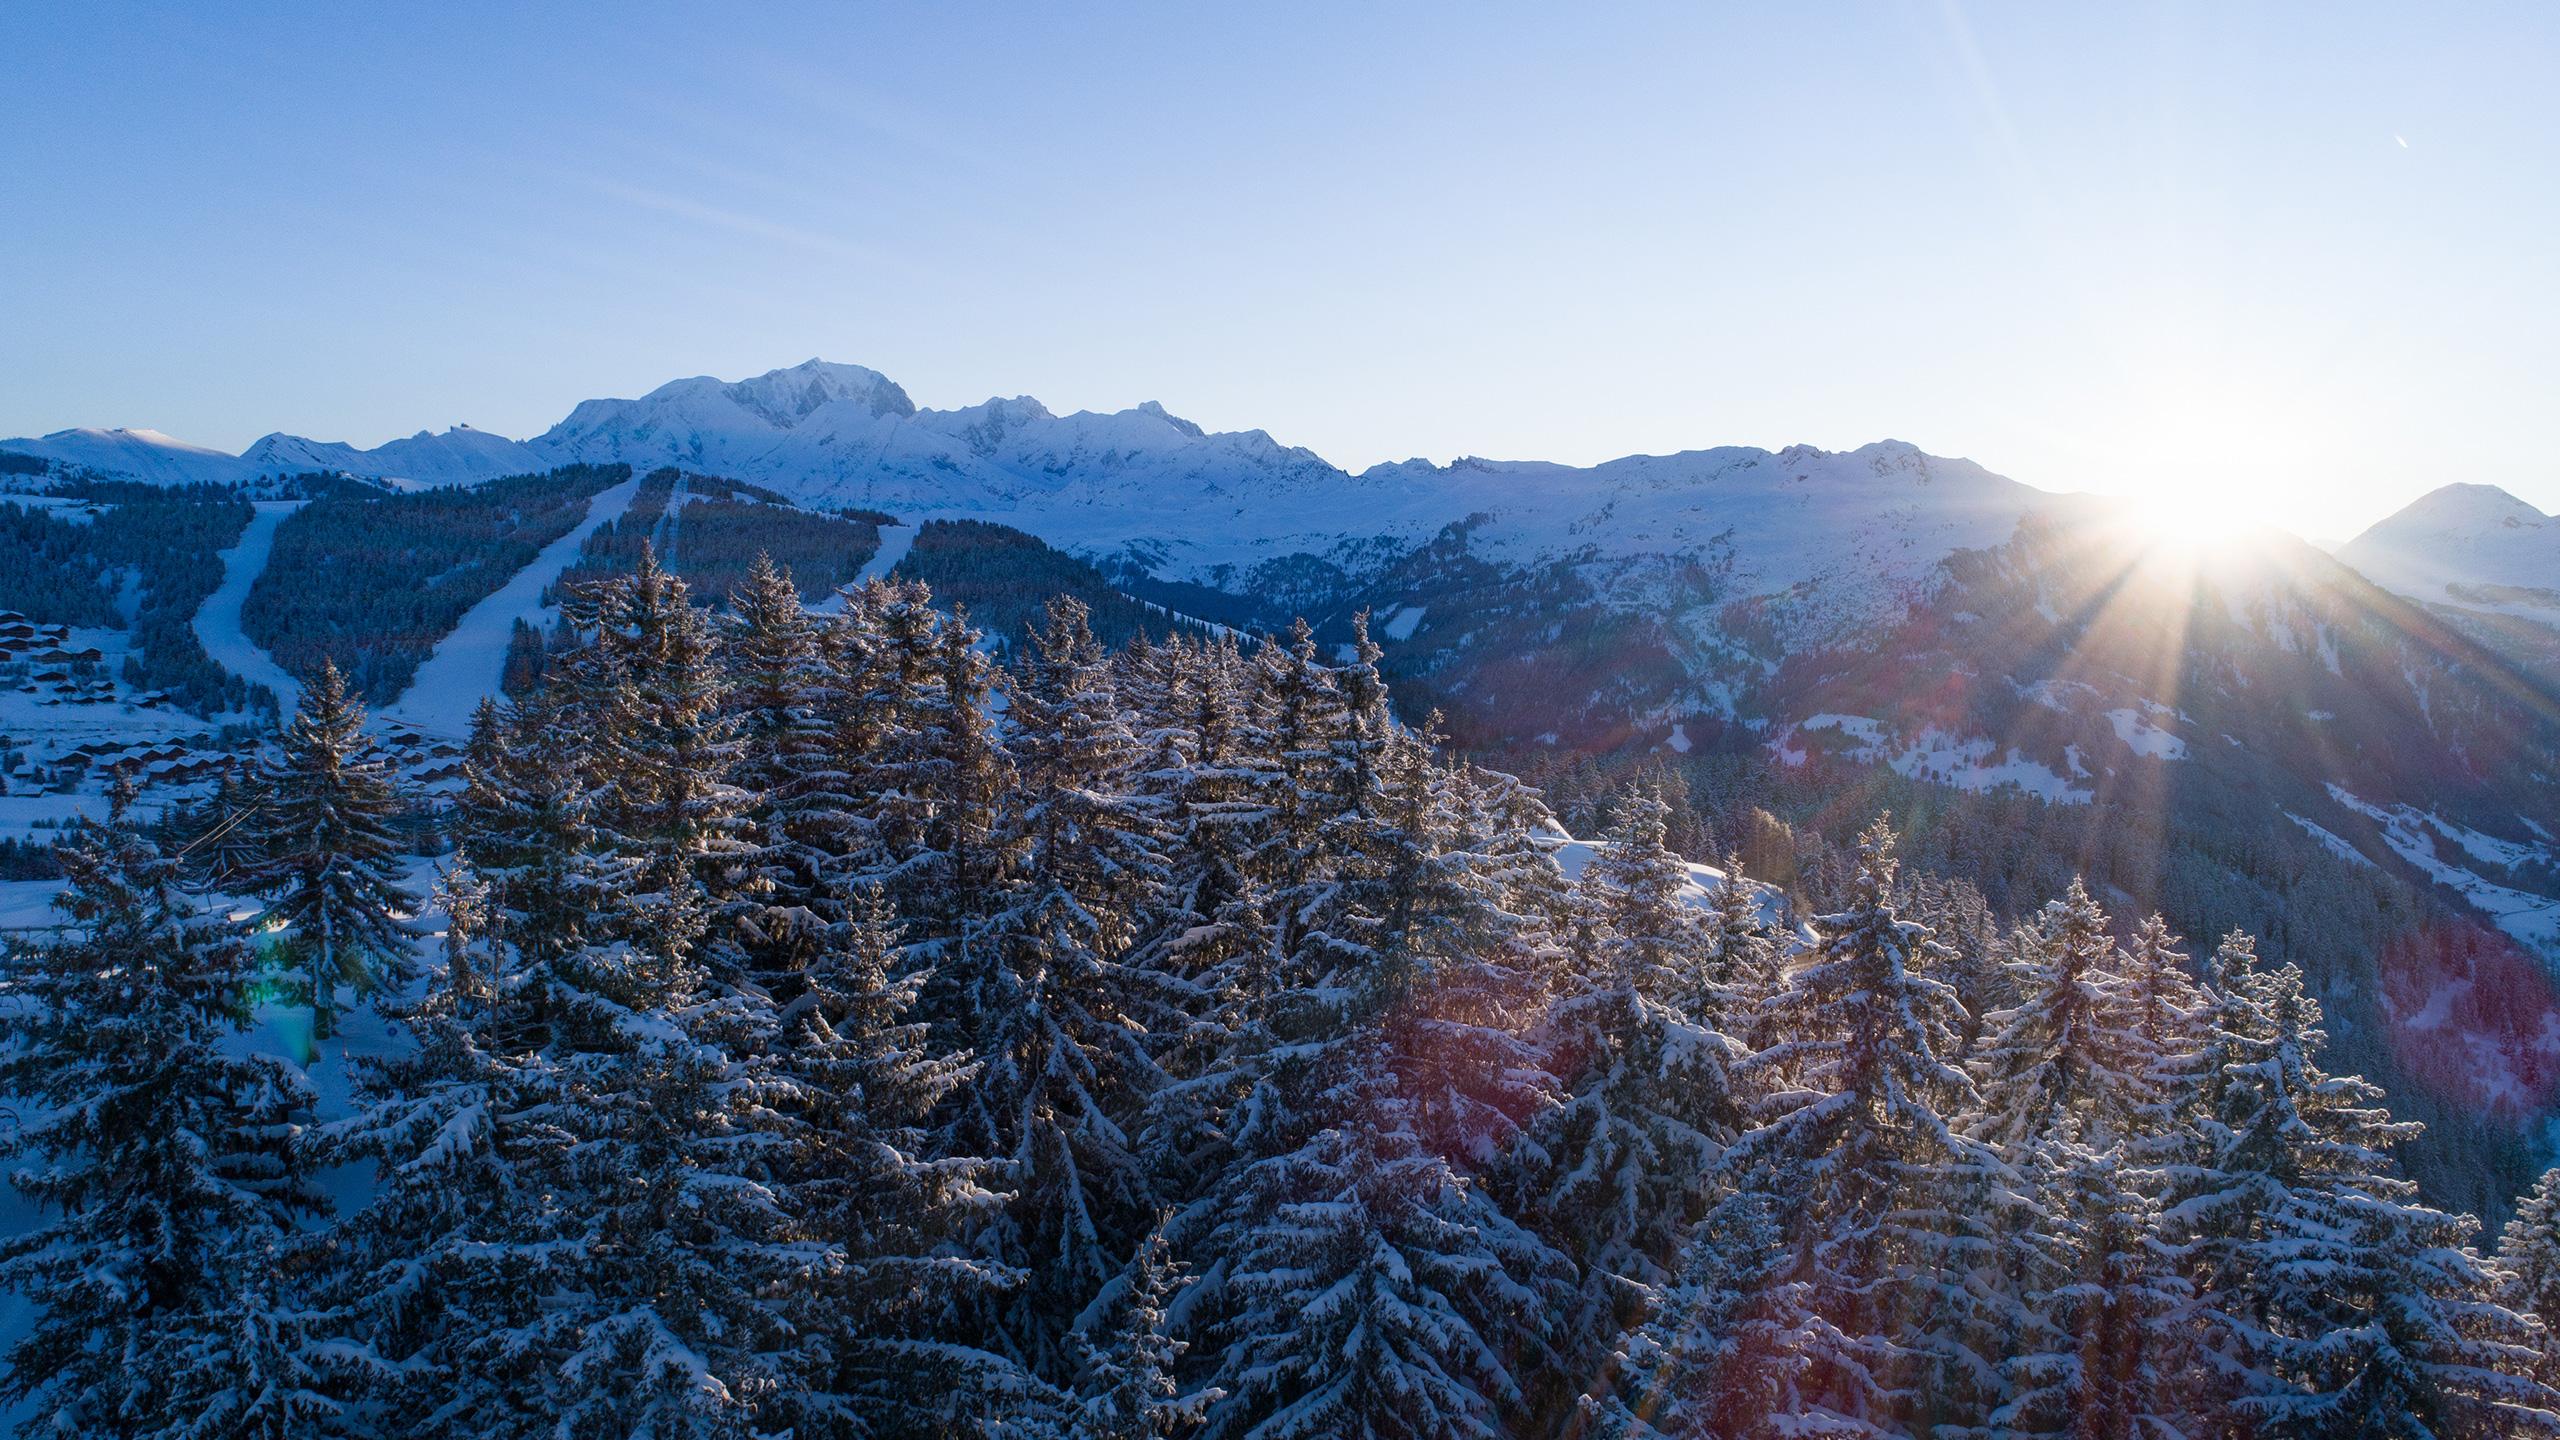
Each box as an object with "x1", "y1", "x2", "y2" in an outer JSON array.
[
  {"x1": 452, "y1": 690, "x2": 608, "y2": 987},
  {"x1": 2209, "y1": 961, "x2": 2559, "y2": 1437},
  {"x1": 720, "y1": 551, "x2": 854, "y2": 990},
  {"x1": 519, "y1": 994, "x2": 797, "y2": 1427},
  {"x1": 0, "y1": 785, "x2": 328, "y2": 1434},
  {"x1": 241, "y1": 654, "x2": 416, "y2": 1038},
  {"x1": 2500, "y1": 1167, "x2": 2560, "y2": 1387},
  {"x1": 1573, "y1": 785, "x2": 1718, "y2": 1006},
  {"x1": 1252, "y1": 618, "x2": 1354, "y2": 964},
  {"x1": 822, "y1": 574, "x2": 943, "y2": 885},
  {"x1": 944, "y1": 595, "x2": 1180, "y2": 1375},
  {"x1": 1181, "y1": 711, "x2": 1571, "y2": 1439},
  {"x1": 1328, "y1": 611, "x2": 1394, "y2": 810},
  {"x1": 1068, "y1": 1222, "x2": 1219, "y2": 1440},
  {"x1": 1521, "y1": 784, "x2": 1739, "y2": 1358},
  {"x1": 1579, "y1": 1186, "x2": 1791, "y2": 1440},
  {"x1": 1126, "y1": 635, "x2": 1290, "y2": 1196},
  {"x1": 1717, "y1": 818, "x2": 2025, "y2": 1438},
  {"x1": 1705, "y1": 849, "x2": 1785, "y2": 1053},
  {"x1": 1201, "y1": 1038, "x2": 1574, "y2": 1440},
  {"x1": 2165, "y1": 927, "x2": 2282, "y2": 1420},
  {"x1": 555, "y1": 544, "x2": 747, "y2": 980},
  {"x1": 903, "y1": 601, "x2": 1012, "y2": 940},
  {"x1": 157, "y1": 1234, "x2": 347, "y2": 1438},
  {"x1": 314, "y1": 732, "x2": 589, "y2": 1430},
  {"x1": 1987, "y1": 1138, "x2": 2188, "y2": 1440},
  {"x1": 775, "y1": 884, "x2": 1036, "y2": 1438},
  {"x1": 1972, "y1": 896, "x2": 2204, "y2": 1440},
  {"x1": 1342, "y1": 723, "x2": 1556, "y2": 1167},
  {"x1": 1970, "y1": 877, "x2": 2142, "y2": 1155},
  {"x1": 337, "y1": 557, "x2": 813, "y2": 1437},
  {"x1": 2118, "y1": 912, "x2": 2208, "y2": 1166},
  {"x1": 1458, "y1": 765, "x2": 1575, "y2": 952},
  {"x1": 188, "y1": 762, "x2": 276, "y2": 888},
  {"x1": 451, "y1": 695, "x2": 510, "y2": 861}
]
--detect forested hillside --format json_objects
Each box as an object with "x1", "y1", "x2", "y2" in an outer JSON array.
[
  {"x1": 0, "y1": 478, "x2": 260, "y2": 714},
  {"x1": 241, "y1": 463, "x2": 629, "y2": 701},
  {"x1": 10, "y1": 551, "x2": 2560, "y2": 1438},
  {"x1": 894, "y1": 517, "x2": 1197, "y2": 649},
  {"x1": 543, "y1": 467, "x2": 887, "y2": 608}
]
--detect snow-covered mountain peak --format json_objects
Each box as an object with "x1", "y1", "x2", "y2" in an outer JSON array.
[
  {"x1": 2388, "y1": 481, "x2": 2550, "y2": 532},
  {"x1": 59, "y1": 425, "x2": 229, "y2": 456},
  {"x1": 7, "y1": 425, "x2": 255, "y2": 485},
  {"x1": 2339, "y1": 482, "x2": 2560, "y2": 637},
  {"x1": 1132, "y1": 399, "x2": 1205, "y2": 438},
  {"x1": 721, "y1": 358, "x2": 916, "y2": 427}
]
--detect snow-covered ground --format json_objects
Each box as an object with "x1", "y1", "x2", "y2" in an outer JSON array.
[
  {"x1": 2105, "y1": 707, "x2": 2189, "y2": 761},
  {"x1": 379, "y1": 472, "x2": 647, "y2": 738},
  {"x1": 2326, "y1": 784, "x2": 2560, "y2": 957},
  {"x1": 2286, "y1": 811, "x2": 2377, "y2": 869},
  {"x1": 1545, "y1": 829, "x2": 1791, "y2": 931},
  {"x1": 194, "y1": 500, "x2": 306, "y2": 712},
  {"x1": 1771, "y1": 713, "x2": 2089, "y2": 806}
]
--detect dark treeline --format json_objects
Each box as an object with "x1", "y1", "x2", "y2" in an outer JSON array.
[
  {"x1": 9, "y1": 549, "x2": 2560, "y2": 1437},
  {"x1": 896, "y1": 517, "x2": 1200, "y2": 651}
]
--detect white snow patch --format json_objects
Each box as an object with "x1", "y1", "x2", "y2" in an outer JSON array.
[
  {"x1": 1799, "y1": 713, "x2": 1886, "y2": 744},
  {"x1": 1547, "y1": 835, "x2": 1785, "y2": 928},
  {"x1": 1382, "y1": 604, "x2": 1427, "y2": 641},
  {"x1": 2105, "y1": 708, "x2": 2189, "y2": 761},
  {"x1": 1773, "y1": 714, "x2": 2087, "y2": 804},
  {"x1": 1886, "y1": 727, "x2": 2087, "y2": 805}
]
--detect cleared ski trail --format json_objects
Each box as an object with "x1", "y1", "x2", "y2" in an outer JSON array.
[
  {"x1": 381, "y1": 472, "x2": 647, "y2": 738},
  {"x1": 195, "y1": 500, "x2": 307, "y2": 713},
  {"x1": 812, "y1": 522, "x2": 918, "y2": 614}
]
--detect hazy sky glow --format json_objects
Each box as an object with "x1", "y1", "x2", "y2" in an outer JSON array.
[{"x1": 5, "y1": 2, "x2": 2557, "y2": 538}]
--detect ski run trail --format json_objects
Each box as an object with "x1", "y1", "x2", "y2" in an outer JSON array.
[
  {"x1": 194, "y1": 500, "x2": 308, "y2": 713},
  {"x1": 380, "y1": 471, "x2": 648, "y2": 739},
  {"x1": 811, "y1": 522, "x2": 918, "y2": 615}
]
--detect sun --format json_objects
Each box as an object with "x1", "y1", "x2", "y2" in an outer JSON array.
[{"x1": 2119, "y1": 486, "x2": 2277, "y2": 553}]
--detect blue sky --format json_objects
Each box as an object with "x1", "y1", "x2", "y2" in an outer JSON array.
[{"x1": 5, "y1": 2, "x2": 2555, "y2": 536}]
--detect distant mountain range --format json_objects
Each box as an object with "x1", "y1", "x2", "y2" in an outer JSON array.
[
  {"x1": 10, "y1": 358, "x2": 2549, "y2": 635},
  {"x1": 7, "y1": 357, "x2": 2560, "y2": 1214},
  {"x1": 4, "y1": 360, "x2": 2060, "y2": 647}
]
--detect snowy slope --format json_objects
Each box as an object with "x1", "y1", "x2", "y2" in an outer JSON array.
[{"x1": 2340, "y1": 483, "x2": 2560, "y2": 630}]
